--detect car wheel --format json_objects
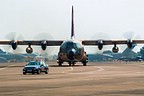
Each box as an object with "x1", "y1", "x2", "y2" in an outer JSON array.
[
  {"x1": 37, "y1": 69, "x2": 41, "y2": 74},
  {"x1": 23, "y1": 72, "x2": 26, "y2": 75},
  {"x1": 45, "y1": 70, "x2": 48, "y2": 74}
]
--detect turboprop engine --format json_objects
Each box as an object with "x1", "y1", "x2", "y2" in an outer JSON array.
[
  {"x1": 97, "y1": 40, "x2": 103, "y2": 50},
  {"x1": 112, "y1": 44, "x2": 119, "y2": 53}
]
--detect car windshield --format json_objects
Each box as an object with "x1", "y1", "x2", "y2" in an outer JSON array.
[{"x1": 27, "y1": 62, "x2": 40, "y2": 66}]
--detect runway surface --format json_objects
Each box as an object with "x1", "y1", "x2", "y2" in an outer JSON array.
[{"x1": 0, "y1": 61, "x2": 144, "y2": 96}]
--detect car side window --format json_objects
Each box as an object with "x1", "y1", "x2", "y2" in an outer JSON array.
[
  {"x1": 40, "y1": 62, "x2": 44, "y2": 66},
  {"x1": 43, "y1": 62, "x2": 46, "y2": 66},
  {"x1": 37, "y1": 62, "x2": 40, "y2": 65}
]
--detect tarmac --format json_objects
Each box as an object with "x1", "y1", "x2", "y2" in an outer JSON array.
[{"x1": 0, "y1": 61, "x2": 144, "y2": 96}]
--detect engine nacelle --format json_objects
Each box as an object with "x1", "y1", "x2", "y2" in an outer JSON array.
[
  {"x1": 26, "y1": 47, "x2": 33, "y2": 54},
  {"x1": 11, "y1": 41, "x2": 18, "y2": 50},
  {"x1": 112, "y1": 44, "x2": 119, "y2": 53},
  {"x1": 97, "y1": 40, "x2": 103, "y2": 50},
  {"x1": 127, "y1": 39, "x2": 133, "y2": 49},
  {"x1": 41, "y1": 41, "x2": 47, "y2": 50}
]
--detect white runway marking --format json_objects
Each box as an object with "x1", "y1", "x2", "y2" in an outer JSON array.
[
  {"x1": 61, "y1": 71, "x2": 65, "y2": 73},
  {"x1": 0, "y1": 68, "x2": 6, "y2": 70},
  {"x1": 61, "y1": 66, "x2": 105, "y2": 74},
  {"x1": 95, "y1": 66, "x2": 104, "y2": 71},
  {"x1": 82, "y1": 66, "x2": 105, "y2": 74},
  {"x1": 68, "y1": 66, "x2": 105, "y2": 75},
  {"x1": 0, "y1": 64, "x2": 15, "y2": 71},
  {"x1": 61, "y1": 67, "x2": 74, "y2": 73},
  {"x1": 69, "y1": 67, "x2": 73, "y2": 71},
  {"x1": 9, "y1": 65, "x2": 15, "y2": 67}
]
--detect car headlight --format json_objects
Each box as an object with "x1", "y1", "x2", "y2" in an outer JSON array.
[
  {"x1": 23, "y1": 67, "x2": 26, "y2": 70},
  {"x1": 33, "y1": 67, "x2": 38, "y2": 70}
]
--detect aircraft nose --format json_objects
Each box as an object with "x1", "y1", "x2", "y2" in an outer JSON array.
[{"x1": 67, "y1": 49, "x2": 76, "y2": 60}]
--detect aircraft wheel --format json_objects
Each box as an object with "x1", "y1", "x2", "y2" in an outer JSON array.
[
  {"x1": 83, "y1": 62, "x2": 87, "y2": 66},
  {"x1": 72, "y1": 62, "x2": 75, "y2": 66},
  {"x1": 59, "y1": 62, "x2": 62, "y2": 66},
  {"x1": 69, "y1": 62, "x2": 71, "y2": 66}
]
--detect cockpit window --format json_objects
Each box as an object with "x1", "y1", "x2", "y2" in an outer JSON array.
[
  {"x1": 75, "y1": 42, "x2": 81, "y2": 49},
  {"x1": 60, "y1": 41, "x2": 82, "y2": 53}
]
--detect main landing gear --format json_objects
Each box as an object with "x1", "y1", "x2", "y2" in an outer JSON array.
[
  {"x1": 57, "y1": 59, "x2": 87, "y2": 66},
  {"x1": 82, "y1": 62, "x2": 87, "y2": 66},
  {"x1": 58, "y1": 61, "x2": 87, "y2": 66}
]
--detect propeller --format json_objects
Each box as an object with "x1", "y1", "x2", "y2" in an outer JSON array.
[
  {"x1": 123, "y1": 31, "x2": 141, "y2": 40},
  {"x1": 122, "y1": 31, "x2": 141, "y2": 52},
  {"x1": 33, "y1": 32, "x2": 56, "y2": 58},
  {"x1": 5, "y1": 32, "x2": 24, "y2": 41},
  {"x1": 86, "y1": 32, "x2": 111, "y2": 54},
  {"x1": 2, "y1": 32, "x2": 24, "y2": 54},
  {"x1": 34, "y1": 32, "x2": 53, "y2": 40}
]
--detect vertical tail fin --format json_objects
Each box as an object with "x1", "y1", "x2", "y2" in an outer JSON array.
[{"x1": 71, "y1": 6, "x2": 75, "y2": 39}]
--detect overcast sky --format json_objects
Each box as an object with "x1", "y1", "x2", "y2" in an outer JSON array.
[{"x1": 0, "y1": 0, "x2": 144, "y2": 54}]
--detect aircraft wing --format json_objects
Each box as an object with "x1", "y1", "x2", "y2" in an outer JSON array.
[
  {"x1": 1, "y1": 39, "x2": 144, "y2": 46},
  {"x1": 0, "y1": 40, "x2": 144, "y2": 46},
  {"x1": 0, "y1": 40, "x2": 63, "y2": 46},
  {"x1": 20, "y1": 40, "x2": 63, "y2": 46},
  {"x1": 82, "y1": 40, "x2": 144, "y2": 45},
  {"x1": 0, "y1": 39, "x2": 144, "y2": 54},
  {"x1": 0, "y1": 40, "x2": 64, "y2": 53}
]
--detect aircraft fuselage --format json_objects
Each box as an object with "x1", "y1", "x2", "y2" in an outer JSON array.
[{"x1": 57, "y1": 40, "x2": 88, "y2": 66}]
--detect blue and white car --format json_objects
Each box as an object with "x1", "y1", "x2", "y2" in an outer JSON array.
[{"x1": 23, "y1": 61, "x2": 49, "y2": 75}]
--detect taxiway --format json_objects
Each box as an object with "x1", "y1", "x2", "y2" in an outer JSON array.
[{"x1": 0, "y1": 62, "x2": 144, "y2": 96}]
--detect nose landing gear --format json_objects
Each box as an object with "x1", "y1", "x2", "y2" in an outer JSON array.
[{"x1": 68, "y1": 62, "x2": 76, "y2": 66}]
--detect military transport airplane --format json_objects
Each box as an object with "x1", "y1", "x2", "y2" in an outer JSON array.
[{"x1": 0, "y1": 6, "x2": 144, "y2": 66}]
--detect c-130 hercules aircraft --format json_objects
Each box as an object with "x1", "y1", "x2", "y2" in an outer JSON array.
[{"x1": 1, "y1": 6, "x2": 144, "y2": 66}]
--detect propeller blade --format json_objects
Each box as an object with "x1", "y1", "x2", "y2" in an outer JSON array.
[
  {"x1": 86, "y1": 32, "x2": 111, "y2": 54},
  {"x1": 2, "y1": 32, "x2": 24, "y2": 53},
  {"x1": 123, "y1": 31, "x2": 141, "y2": 40},
  {"x1": 34, "y1": 32, "x2": 53, "y2": 40},
  {"x1": 33, "y1": 33, "x2": 55, "y2": 58}
]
